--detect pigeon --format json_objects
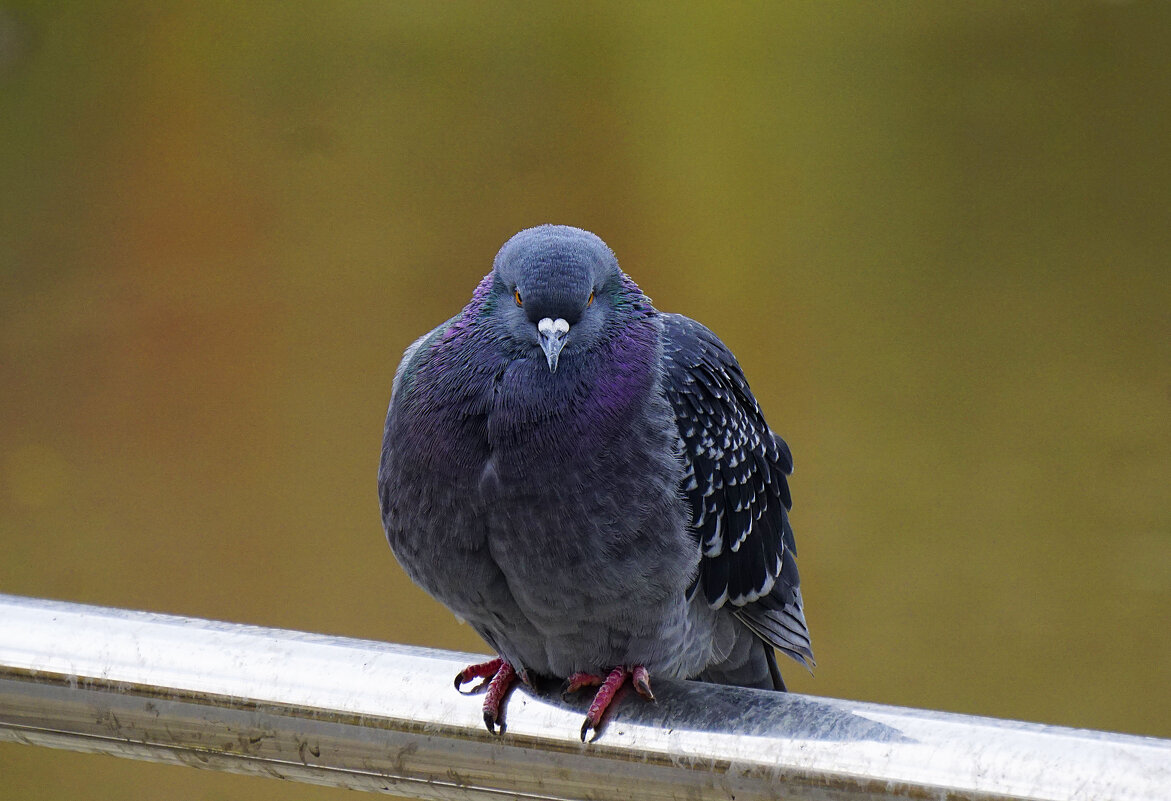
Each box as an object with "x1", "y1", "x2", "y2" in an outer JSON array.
[{"x1": 378, "y1": 224, "x2": 812, "y2": 741}]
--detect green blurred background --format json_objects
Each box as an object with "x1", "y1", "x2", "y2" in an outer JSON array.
[{"x1": 2, "y1": 2, "x2": 1168, "y2": 798}]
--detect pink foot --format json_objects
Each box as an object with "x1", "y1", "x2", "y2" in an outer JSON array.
[
  {"x1": 564, "y1": 665, "x2": 655, "y2": 742},
  {"x1": 454, "y1": 657, "x2": 504, "y2": 690},
  {"x1": 563, "y1": 671, "x2": 604, "y2": 695},
  {"x1": 454, "y1": 657, "x2": 518, "y2": 734}
]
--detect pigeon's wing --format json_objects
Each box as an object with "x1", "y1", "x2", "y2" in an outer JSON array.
[
  {"x1": 387, "y1": 316, "x2": 458, "y2": 407},
  {"x1": 660, "y1": 313, "x2": 813, "y2": 668},
  {"x1": 380, "y1": 315, "x2": 457, "y2": 527}
]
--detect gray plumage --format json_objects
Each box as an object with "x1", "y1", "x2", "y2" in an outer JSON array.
[{"x1": 378, "y1": 224, "x2": 812, "y2": 699}]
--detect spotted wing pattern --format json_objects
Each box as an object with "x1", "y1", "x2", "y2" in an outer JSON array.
[{"x1": 660, "y1": 313, "x2": 813, "y2": 667}]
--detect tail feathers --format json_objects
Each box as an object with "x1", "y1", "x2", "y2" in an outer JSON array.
[
  {"x1": 735, "y1": 582, "x2": 815, "y2": 670},
  {"x1": 736, "y1": 606, "x2": 814, "y2": 669}
]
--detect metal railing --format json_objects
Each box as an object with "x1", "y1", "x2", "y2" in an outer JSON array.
[{"x1": 1, "y1": 593, "x2": 1168, "y2": 800}]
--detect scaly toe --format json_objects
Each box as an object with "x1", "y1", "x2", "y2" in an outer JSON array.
[
  {"x1": 576, "y1": 666, "x2": 656, "y2": 742},
  {"x1": 562, "y1": 671, "x2": 604, "y2": 699},
  {"x1": 455, "y1": 657, "x2": 504, "y2": 692},
  {"x1": 480, "y1": 661, "x2": 518, "y2": 735},
  {"x1": 577, "y1": 667, "x2": 628, "y2": 741}
]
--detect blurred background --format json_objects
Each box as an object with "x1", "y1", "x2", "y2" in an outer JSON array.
[{"x1": 1, "y1": 2, "x2": 1168, "y2": 798}]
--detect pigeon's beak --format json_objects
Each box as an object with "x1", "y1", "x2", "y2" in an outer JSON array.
[{"x1": 537, "y1": 317, "x2": 570, "y2": 373}]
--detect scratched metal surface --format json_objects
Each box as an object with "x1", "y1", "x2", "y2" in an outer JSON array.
[{"x1": 1, "y1": 594, "x2": 1168, "y2": 801}]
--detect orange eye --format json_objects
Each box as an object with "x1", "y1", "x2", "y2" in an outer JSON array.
[
  {"x1": 514, "y1": 289, "x2": 523, "y2": 307},
  {"x1": 587, "y1": 291, "x2": 595, "y2": 307}
]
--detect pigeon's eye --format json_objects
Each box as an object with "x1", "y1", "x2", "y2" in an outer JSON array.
[
  {"x1": 514, "y1": 289, "x2": 523, "y2": 307},
  {"x1": 587, "y1": 291, "x2": 595, "y2": 307}
]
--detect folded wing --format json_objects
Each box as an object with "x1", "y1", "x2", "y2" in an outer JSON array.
[{"x1": 660, "y1": 313, "x2": 814, "y2": 668}]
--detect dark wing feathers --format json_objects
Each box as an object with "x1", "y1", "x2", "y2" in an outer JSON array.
[{"x1": 660, "y1": 313, "x2": 814, "y2": 669}]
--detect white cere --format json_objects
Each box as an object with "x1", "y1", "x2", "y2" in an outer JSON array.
[{"x1": 537, "y1": 317, "x2": 570, "y2": 336}]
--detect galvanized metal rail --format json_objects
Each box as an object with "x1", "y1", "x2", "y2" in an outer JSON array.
[{"x1": 0, "y1": 593, "x2": 1168, "y2": 800}]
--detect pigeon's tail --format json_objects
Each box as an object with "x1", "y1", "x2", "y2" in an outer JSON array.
[{"x1": 697, "y1": 627, "x2": 783, "y2": 690}]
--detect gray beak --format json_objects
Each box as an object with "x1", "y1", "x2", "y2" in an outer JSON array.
[{"x1": 537, "y1": 317, "x2": 570, "y2": 373}]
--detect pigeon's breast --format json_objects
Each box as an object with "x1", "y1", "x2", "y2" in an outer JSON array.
[
  {"x1": 485, "y1": 356, "x2": 647, "y2": 473},
  {"x1": 479, "y1": 338, "x2": 697, "y2": 626}
]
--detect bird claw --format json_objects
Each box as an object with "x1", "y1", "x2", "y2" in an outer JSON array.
[
  {"x1": 572, "y1": 665, "x2": 653, "y2": 742},
  {"x1": 459, "y1": 660, "x2": 651, "y2": 740},
  {"x1": 453, "y1": 657, "x2": 517, "y2": 734},
  {"x1": 632, "y1": 665, "x2": 655, "y2": 701},
  {"x1": 580, "y1": 715, "x2": 600, "y2": 743},
  {"x1": 480, "y1": 660, "x2": 517, "y2": 734},
  {"x1": 454, "y1": 657, "x2": 504, "y2": 692},
  {"x1": 561, "y1": 671, "x2": 604, "y2": 700}
]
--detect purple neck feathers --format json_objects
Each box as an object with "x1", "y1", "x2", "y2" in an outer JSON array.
[{"x1": 397, "y1": 269, "x2": 662, "y2": 477}]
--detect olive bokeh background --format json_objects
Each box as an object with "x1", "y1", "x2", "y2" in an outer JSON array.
[{"x1": 2, "y1": 3, "x2": 1168, "y2": 799}]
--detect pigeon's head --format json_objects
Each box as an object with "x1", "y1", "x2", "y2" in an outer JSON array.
[{"x1": 488, "y1": 225, "x2": 633, "y2": 373}]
